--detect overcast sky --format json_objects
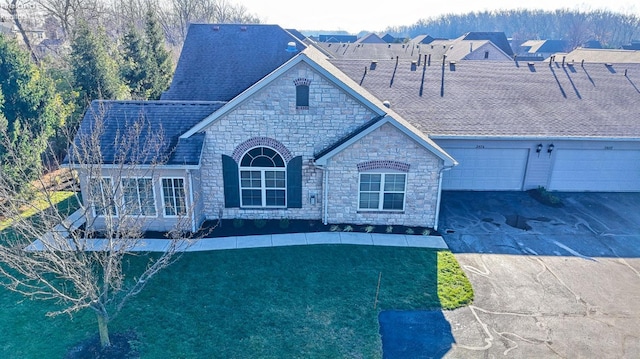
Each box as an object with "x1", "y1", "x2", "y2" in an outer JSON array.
[{"x1": 236, "y1": 0, "x2": 639, "y2": 34}]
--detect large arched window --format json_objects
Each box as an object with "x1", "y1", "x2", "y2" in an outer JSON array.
[{"x1": 240, "y1": 147, "x2": 286, "y2": 207}]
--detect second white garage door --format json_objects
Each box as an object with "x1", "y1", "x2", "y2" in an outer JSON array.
[
  {"x1": 442, "y1": 148, "x2": 529, "y2": 190},
  {"x1": 549, "y1": 149, "x2": 640, "y2": 191}
]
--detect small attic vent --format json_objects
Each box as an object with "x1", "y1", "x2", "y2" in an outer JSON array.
[
  {"x1": 240, "y1": 26, "x2": 247, "y2": 31},
  {"x1": 370, "y1": 60, "x2": 377, "y2": 70},
  {"x1": 286, "y1": 42, "x2": 298, "y2": 53},
  {"x1": 383, "y1": 100, "x2": 391, "y2": 108},
  {"x1": 212, "y1": 25, "x2": 220, "y2": 31}
]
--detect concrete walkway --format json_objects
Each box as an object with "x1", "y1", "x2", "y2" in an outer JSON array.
[
  {"x1": 29, "y1": 229, "x2": 448, "y2": 252},
  {"x1": 137, "y1": 232, "x2": 449, "y2": 252}
]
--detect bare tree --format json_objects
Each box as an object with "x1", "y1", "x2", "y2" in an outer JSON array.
[
  {"x1": 0, "y1": 103, "x2": 200, "y2": 350},
  {"x1": 159, "y1": 0, "x2": 260, "y2": 45},
  {"x1": 2, "y1": 0, "x2": 40, "y2": 63},
  {"x1": 34, "y1": 0, "x2": 106, "y2": 39}
]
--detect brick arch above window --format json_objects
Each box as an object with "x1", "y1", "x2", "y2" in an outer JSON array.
[
  {"x1": 357, "y1": 160, "x2": 410, "y2": 172},
  {"x1": 231, "y1": 137, "x2": 294, "y2": 163},
  {"x1": 293, "y1": 77, "x2": 312, "y2": 86}
]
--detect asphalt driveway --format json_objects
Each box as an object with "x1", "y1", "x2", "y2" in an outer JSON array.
[{"x1": 438, "y1": 191, "x2": 640, "y2": 358}]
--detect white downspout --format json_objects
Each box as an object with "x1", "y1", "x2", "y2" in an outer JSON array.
[
  {"x1": 433, "y1": 164, "x2": 453, "y2": 232},
  {"x1": 310, "y1": 160, "x2": 329, "y2": 225},
  {"x1": 187, "y1": 169, "x2": 196, "y2": 233},
  {"x1": 323, "y1": 166, "x2": 329, "y2": 225}
]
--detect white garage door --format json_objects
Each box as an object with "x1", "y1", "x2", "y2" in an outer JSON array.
[
  {"x1": 549, "y1": 149, "x2": 640, "y2": 191},
  {"x1": 442, "y1": 148, "x2": 529, "y2": 190}
]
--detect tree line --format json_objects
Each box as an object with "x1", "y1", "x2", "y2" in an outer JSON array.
[
  {"x1": 0, "y1": 1, "x2": 259, "y2": 191},
  {"x1": 388, "y1": 9, "x2": 640, "y2": 49}
]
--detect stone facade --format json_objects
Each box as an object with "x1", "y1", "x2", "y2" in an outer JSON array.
[
  {"x1": 197, "y1": 61, "x2": 443, "y2": 227},
  {"x1": 199, "y1": 62, "x2": 378, "y2": 221},
  {"x1": 327, "y1": 123, "x2": 442, "y2": 227}
]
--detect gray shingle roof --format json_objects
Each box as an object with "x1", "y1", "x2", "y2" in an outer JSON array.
[
  {"x1": 66, "y1": 101, "x2": 225, "y2": 166},
  {"x1": 161, "y1": 24, "x2": 306, "y2": 102},
  {"x1": 329, "y1": 59, "x2": 640, "y2": 138},
  {"x1": 462, "y1": 32, "x2": 514, "y2": 56}
]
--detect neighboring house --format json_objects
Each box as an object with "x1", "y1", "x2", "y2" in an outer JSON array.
[
  {"x1": 315, "y1": 35, "x2": 512, "y2": 62},
  {"x1": 460, "y1": 32, "x2": 514, "y2": 57},
  {"x1": 518, "y1": 39, "x2": 570, "y2": 59},
  {"x1": 318, "y1": 34, "x2": 358, "y2": 43},
  {"x1": 558, "y1": 48, "x2": 640, "y2": 64},
  {"x1": 68, "y1": 24, "x2": 456, "y2": 233},
  {"x1": 355, "y1": 33, "x2": 386, "y2": 44},
  {"x1": 621, "y1": 40, "x2": 640, "y2": 50}
]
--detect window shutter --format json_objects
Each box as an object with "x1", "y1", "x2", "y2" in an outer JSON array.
[
  {"x1": 287, "y1": 156, "x2": 303, "y2": 208},
  {"x1": 222, "y1": 155, "x2": 240, "y2": 208}
]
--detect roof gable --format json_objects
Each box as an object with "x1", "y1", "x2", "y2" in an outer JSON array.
[
  {"x1": 180, "y1": 46, "x2": 390, "y2": 138},
  {"x1": 161, "y1": 24, "x2": 306, "y2": 102},
  {"x1": 462, "y1": 32, "x2": 513, "y2": 56}
]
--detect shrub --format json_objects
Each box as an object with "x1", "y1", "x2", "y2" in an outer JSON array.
[
  {"x1": 405, "y1": 228, "x2": 414, "y2": 235},
  {"x1": 279, "y1": 218, "x2": 290, "y2": 229},
  {"x1": 422, "y1": 229, "x2": 431, "y2": 236},
  {"x1": 343, "y1": 225, "x2": 353, "y2": 232},
  {"x1": 253, "y1": 219, "x2": 267, "y2": 229},
  {"x1": 385, "y1": 225, "x2": 393, "y2": 233},
  {"x1": 363, "y1": 225, "x2": 375, "y2": 233},
  {"x1": 330, "y1": 225, "x2": 341, "y2": 232},
  {"x1": 232, "y1": 219, "x2": 244, "y2": 228}
]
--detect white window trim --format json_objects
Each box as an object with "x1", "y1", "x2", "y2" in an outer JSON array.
[
  {"x1": 160, "y1": 177, "x2": 188, "y2": 218},
  {"x1": 121, "y1": 177, "x2": 158, "y2": 218},
  {"x1": 357, "y1": 172, "x2": 407, "y2": 212},
  {"x1": 89, "y1": 176, "x2": 118, "y2": 218},
  {"x1": 239, "y1": 167, "x2": 287, "y2": 208}
]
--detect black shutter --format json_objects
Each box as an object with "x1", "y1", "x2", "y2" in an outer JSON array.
[
  {"x1": 222, "y1": 155, "x2": 240, "y2": 208},
  {"x1": 287, "y1": 156, "x2": 303, "y2": 208}
]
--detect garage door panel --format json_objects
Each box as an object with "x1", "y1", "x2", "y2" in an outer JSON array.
[
  {"x1": 442, "y1": 148, "x2": 529, "y2": 190},
  {"x1": 549, "y1": 150, "x2": 640, "y2": 191}
]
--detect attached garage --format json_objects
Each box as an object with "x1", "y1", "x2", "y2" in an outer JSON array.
[
  {"x1": 549, "y1": 149, "x2": 640, "y2": 192},
  {"x1": 442, "y1": 148, "x2": 530, "y2": 190}
]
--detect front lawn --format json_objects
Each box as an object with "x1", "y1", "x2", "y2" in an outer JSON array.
[{"x1": 0, "y1": 245, "x2": 472, "y2": 358}]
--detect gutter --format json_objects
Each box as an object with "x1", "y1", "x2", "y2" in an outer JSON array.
[{"x1": 429, "y1": 135, "x2": 640, "y2": 142}]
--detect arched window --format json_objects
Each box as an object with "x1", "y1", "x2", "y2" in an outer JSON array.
[{"x1": 240, "y1": 147, "x2": 286, "y2": 207}]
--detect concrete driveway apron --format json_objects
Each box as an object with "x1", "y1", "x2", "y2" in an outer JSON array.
[{"x1": 438, "y1": 191, "x2": 640, "y2": 358}]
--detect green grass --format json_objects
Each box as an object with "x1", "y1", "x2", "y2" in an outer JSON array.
[
  {"x1": 0, "y1": 191, "x2": 77, "y2": 231},
  {"x1": 0, "y1": 245, "x2": 473, "y2": 358}
]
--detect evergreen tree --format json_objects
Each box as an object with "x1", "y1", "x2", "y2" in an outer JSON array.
[
  {"x1": 70, "y1": 22, "x2": 128, "y2": 106},
  {"x1": 144, "y1": 9, "x2": 173, "y2": 100},
  {"x1": 0, "y1": 34, "x2": 69, "y2": 187},
  {"x1": 121, "y1": 26, "x2": 150, "y2": 99}
]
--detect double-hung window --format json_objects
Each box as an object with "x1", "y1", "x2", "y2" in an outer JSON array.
[
  {"x1": 89, "y1": 177, "x2": 116, "y2": 216},
  {"x1": 122, "y1": 178, "x2": 156, "y2": 216},
  {"x1": 358, "y1": 173, "x2": 406, "y2": 211},
  {"x1": 240, "y1": 147, "x2": 286, "y2": 207},
  {"x1": 162, "y1": 178, "x2": 187, "y2": 216}
]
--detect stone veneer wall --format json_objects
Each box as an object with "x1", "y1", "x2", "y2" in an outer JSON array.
[
  {"x1": 327, "y1": 123, "x2": 442, "y2": 227},
  {"x1": 200, "y1": 62, "x2": 379, "y2": 220}
]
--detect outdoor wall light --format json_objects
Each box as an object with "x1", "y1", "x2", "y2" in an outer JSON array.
[
  {"x1": 547, "y1": 144, "x2": 555, "y2": 156},
  {"x1": 536, "y1": 143, "x2": 543, "y2": 155}
]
